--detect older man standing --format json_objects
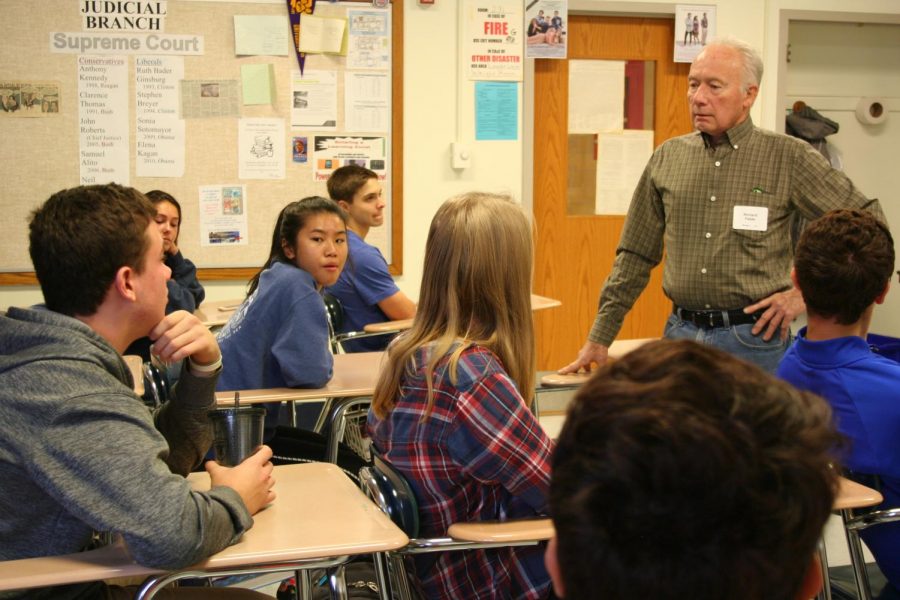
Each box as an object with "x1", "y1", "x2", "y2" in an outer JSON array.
[{"x1": 561, "y1": 37, "x2": 882, "y2": 374}]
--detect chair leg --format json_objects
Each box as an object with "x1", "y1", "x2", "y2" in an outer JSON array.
[{"x1": 842, "y1": 509, "x2": 873, "y2": 600}]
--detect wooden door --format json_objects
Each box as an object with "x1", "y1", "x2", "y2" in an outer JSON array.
[{"x1": 533, "y1": 16, "x2": 693, "y2": 369}]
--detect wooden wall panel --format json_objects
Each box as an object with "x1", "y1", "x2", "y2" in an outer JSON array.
[{"x1": 533, "y1": 16, "x2": 692, "y2": 370}]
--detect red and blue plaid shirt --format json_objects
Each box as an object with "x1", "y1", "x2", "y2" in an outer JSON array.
[{"x1": 368, "y1": 344, "x2": 554, "y2": 599}]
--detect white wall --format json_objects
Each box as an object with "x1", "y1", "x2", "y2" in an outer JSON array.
[{"x1": 785, "y1": 19, "x2": 900, "y2": 335}]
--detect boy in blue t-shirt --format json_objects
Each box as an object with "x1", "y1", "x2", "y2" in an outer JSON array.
[
  {"x1": 777, "y1": 209, "x2": 900, "y2": 596},
  {"x1": 326, "y1": 165, "x2": 416, "y2": 352}
]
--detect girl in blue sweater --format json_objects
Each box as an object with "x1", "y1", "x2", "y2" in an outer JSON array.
[{"x1": 217, "y1": 197, "x2": 348, "y2": 443}]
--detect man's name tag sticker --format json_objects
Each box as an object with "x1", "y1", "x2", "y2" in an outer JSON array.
[{"x1": 733, "y1": 205, "x2": 768, "y2": 231}]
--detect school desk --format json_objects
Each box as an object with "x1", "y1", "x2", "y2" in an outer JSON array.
[
  {"x1": 0, "y1": 463, "x2": 408, "y2": 599},
  {"x1": 215, "y1": 351, "x2": 384, "y2": 408},
  {"x1": 362, "y1": 293, "x2": 563, "y2": 334},
  {"x1": 194, "y1": 298, "x2": 243, "y2": 329}
]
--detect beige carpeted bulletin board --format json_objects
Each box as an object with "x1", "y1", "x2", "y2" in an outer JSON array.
[{"x1": 0, "y1": 0, "x2": 402, "y2": 284}]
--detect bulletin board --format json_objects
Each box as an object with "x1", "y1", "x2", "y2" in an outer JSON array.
[{"x1": 0, "y1": 0, "x2": 403, "y2": 284}]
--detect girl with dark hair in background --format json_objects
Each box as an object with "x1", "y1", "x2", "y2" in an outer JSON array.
[{"x1": 126, "y1": 189, "x2": 205, "y2": 361}]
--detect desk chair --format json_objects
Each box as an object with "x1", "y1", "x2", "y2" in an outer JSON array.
[
  {"x1": 323, "y1": 293, "x2": 402, "y2": 354},
  {"x1": 359, "y1": 451, "x2": 553, "y2": 600},
  {"x1": 141, "y1": 361, "x2": 170, "y2": 408},
  {"x1": 839, "y1": 472, "x2": 900, "y2": 600},
  {"x1": 323, "y1": 395, "x2": 373, "y2": 465}
]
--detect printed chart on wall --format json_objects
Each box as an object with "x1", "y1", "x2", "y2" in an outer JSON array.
[{"x1": 0, "y1": 0, "x2": 397, "y2": 275}]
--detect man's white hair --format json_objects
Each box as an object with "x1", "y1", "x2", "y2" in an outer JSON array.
[{"x1": 702, "y1": 36, "x2": 764, "y2": 92}]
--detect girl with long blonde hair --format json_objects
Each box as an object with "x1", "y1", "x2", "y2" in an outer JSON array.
[{"x1": 368, "y1": 192, "x2": 554, "y2": 600}]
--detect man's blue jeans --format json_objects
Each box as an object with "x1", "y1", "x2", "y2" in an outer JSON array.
[{"x1": 663, "y1": 313, "x2": 792, "y2": 373}]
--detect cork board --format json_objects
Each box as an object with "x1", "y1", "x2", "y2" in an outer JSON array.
[{"x1": 0, "y1": 0, "x2": 402, "y2": 284}]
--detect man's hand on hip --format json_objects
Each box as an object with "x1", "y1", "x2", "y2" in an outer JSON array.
[{"x1": 744, "y1": 288, "x2": 806, "y2": 342}]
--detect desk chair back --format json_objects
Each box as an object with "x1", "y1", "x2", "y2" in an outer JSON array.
[
  {"x1": 141, "y1": 361, "x2": 170, "y2": 408},
  {"x1": 324, "y1": 292, "x2": 345, "y2": 333},
  {"x1": 323, "y1": 293, "x2": 402, "y2": 354},
  {"x1": 361, "y1": 452, "x2": 420, "y2": 538},
  {"x1": 324, "y1": 396, "x2": 374, "y2": 465},
  {"x1": 840, "y1": 471, "x2": 900, "y2": 600},
  {"x1": 358, "y1": 451, "x2": 552, "y2": 600}
]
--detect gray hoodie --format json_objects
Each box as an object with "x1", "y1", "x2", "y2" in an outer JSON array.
[{"x1": 0, "y1": 306, "x2": 252, "y2": 599}]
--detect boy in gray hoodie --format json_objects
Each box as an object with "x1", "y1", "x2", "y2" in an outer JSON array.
[{"x1": 0, "y1": 184, "x2": 275, "y2": 599}]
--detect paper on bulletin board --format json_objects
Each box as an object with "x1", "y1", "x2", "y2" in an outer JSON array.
[
  {"x1": 568, "y1": 59, "x2": 624, "y2": 134},
  {"x1": 233, "y1": 15, "x2": 290, "y2": 56},
  {"x1": 136, "y1": 55, "x2": 184, "y2": 177},
  {"x1": 475, "y1": 81, "x2": 517, "y2": 141},
  {"x1": 313, "y1": 135, "x2": 386, "y2": 181},
  {"x1": 345, "y1": 71, "x2": 389, "y2": 133},
  {"x1": 298, "y1": 13, "x2": 347, "y2": 54},
  {"x1": 79, "y1": 56, "x2": 129, "y2": 185},
  {"x1": 180, "y1": 79, "x2": 240, "y2": 118},
  {"x1": 0, "y1": 81, "x2": 59, "y2": 117},
  {"x1": 347, "y1": 8, "x2": 390, "y2": 70},
  {"x1": 238, "y1": 117, "x2": 285, "y2": 180},
  {"x1": 199, "y1": 184, "x2": 249, "y2": 247},
  {"x1": 464, "y1": 0, "x2": 522, "y2": 81},
  {"x1": 291, "y1": 70, "x2": 337, "y2": 130},
  {"x1": 241, "y1": 63, "x2": 275, "y2": 105},
  {"x1": 595, "y1": 130, "x2": 653, "y2": 215}
]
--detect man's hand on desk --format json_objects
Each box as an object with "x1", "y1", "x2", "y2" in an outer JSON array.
[
  {"x1": 206, "y1": 445, "x2": 276, "y2": 515},
  {"x1": 149, "y1": 310, "x2": 221, "y2": 366},
  {"x1": 558, "y1": 341, "x2": 609, "y2": 375},
  {"x1": 744, "y1": 288, "x2": 806, "y2": 342}
]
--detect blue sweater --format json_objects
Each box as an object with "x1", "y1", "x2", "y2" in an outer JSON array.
[
  {"x1": 216, "y1": 261, "x2": 333, "y2": 432},
  {"x1": 778, "y1": 328, "x2": 900, "y2": 589}
]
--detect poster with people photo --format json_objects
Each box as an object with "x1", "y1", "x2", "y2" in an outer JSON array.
[
  {"x1": 525, "y1": 0, "x2": 567, "y2": 60},
  {"x1": 0, "y1": 82, "x2": 59, "y2": 117},
  {"x1": 674, "y1": 4, "x2": 716, "y2": 63}
]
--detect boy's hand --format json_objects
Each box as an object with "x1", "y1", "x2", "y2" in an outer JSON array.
[
  {"x1": 206, "y1": 445, "x2": 276, "y2": 515},
  {"x1": 149, "y1": 310, "x2": 220, "y2": 366}
]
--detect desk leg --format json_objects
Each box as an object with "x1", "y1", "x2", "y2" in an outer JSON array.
[
  {"x1": 296, "y1": 569, "x2": 309, "y2": 600},
  {"x1": 816, "y1": 537, "x2": 832, "y2": 600},
  {"x1": 313, "y1": 397, "x2": 334, "y2": 434},
  {"x1": 372, "y1": 552, "x2": 393, "y2": 600},
  {"x1": 134, "y1": 557, "x2": 350, "y2": 600},
  {"x1": 326, "y1": 564, "x2": 348, "y2": 600},
  {"x1": 842, "y1": 508, "x2": 873, "y2": 600}
]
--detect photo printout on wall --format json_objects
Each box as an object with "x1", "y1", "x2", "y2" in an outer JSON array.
[
  {"x1": 525, "y1": 0, "x2": 567, "y2": 60},
  {"x1": 674, "y1": 4, "x2": 716, "y2": 63}
]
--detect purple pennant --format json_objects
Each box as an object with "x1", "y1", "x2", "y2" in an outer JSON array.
[{"x1": 287, "y1": 0, "x2": 317, "y2": 76}]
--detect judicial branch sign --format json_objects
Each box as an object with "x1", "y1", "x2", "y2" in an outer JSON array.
[{"x1": 81, "y1": 1, "x2": 169, "y2": 31}]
